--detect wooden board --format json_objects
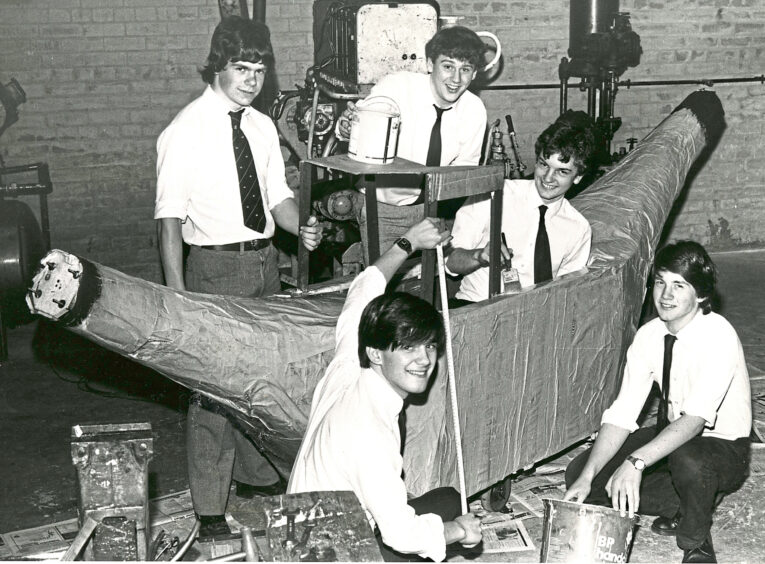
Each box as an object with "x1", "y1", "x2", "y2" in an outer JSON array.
[{"x1": 230, "y1": 491, "x2": 382, "y2": 561}]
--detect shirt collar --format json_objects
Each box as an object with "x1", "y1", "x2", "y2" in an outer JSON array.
[
  {"x1": 363, "y1": 367, "x2": 405, "y2": 418},
  {"x1": 667, "y1": 308, "x2": 705, "y2": 340},
  {"x1": 528, "y1": 184, "x2": 566, "y2": 214},
  {"x1": 202, "y1": 85, "x2": 255, "y2": 118}
]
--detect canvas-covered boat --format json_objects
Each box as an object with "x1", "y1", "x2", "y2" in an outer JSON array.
[{"x1": 27, "y1": 91, "x2": 724, "y2": 498}]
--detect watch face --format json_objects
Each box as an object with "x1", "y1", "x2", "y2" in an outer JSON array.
[
  {"x1": 395, "y1": 237, "x2": 412, "y2": 254},
  {"x1": 628, "y1": 456, "x2": 645, "y2": 470}
]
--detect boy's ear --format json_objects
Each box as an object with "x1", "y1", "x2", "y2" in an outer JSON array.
[{"x1": 366, "y1": 347, "x2": 383, "y2": 366}]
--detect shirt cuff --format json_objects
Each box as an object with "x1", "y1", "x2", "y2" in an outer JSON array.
[
  {"x1": 154, "y1": 203, "x2": 187, "y2": 220},
  {"x1": 600, "y1": 406, "x2": 639, "y2": 432},
  {"x1": 678, "y1": 401, "x2": 717, "y2": 428}
]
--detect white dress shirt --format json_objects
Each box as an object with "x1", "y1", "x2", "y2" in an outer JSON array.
[
  {"x1": 450, "y1": 178, "x2": 592, "y2": 301},
  {"x1": 288, "y1": 266, "x2": 447, "y2": 561},
  {"x1": 602, "y1": 310, "x2": 752, "y2": 440},
  {"x1": 154, "y1": 86, "x2": 294, "y2": 245},
  {"x1": 365, "y1": 71, "x2": 487, "y2": 205}
]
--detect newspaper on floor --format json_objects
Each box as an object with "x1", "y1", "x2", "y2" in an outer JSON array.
[
  {"x1": 480, "y1": 516, "x2": 535, "y2": 554},
  {"x1": 0, "y1": 519, "x2": 77, "y2": 560},
  {"x1": 0, "y1": 489, "x2": 196, "y2": 560}
]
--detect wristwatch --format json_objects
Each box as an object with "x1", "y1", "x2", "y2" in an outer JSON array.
[
  {"x1": 394, "y1": 237, "x2": 413, "y2": 255},
  {"x1": 626, "y1": 455, "x2": 646, "y2": 471}
]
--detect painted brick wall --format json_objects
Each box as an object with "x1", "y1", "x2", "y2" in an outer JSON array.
[{"x1": 1, "y1": 0, "x2": 763, "y2": 282}]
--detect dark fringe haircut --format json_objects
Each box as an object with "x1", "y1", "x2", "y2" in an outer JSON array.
[
  {"x1": 653, "y1": 240, "x2": 717, "y2": 314},
  {"x1": 200, "y1": 16, "x2": 274, "y2": 84},
  {"x1": 358, "y1": 292, "x2": 445, "y2": 368},
  {"x1": 425, "y1": 26, "x2": 487, "y2": 68}
]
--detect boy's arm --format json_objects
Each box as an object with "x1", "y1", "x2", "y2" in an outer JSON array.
[
  {"x1": 158, "y1": 218, "x2": 185, "y2": 291},
  {"x1": 270, "y1": 198, "x2": 323, "y2": 251},
  {"x1": 334, "y1": 218, "x2": 451, "y2": 356}
]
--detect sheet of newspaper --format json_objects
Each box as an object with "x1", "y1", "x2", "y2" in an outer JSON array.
[
  {"x1": 481, "y1": 517, "x2": 535, "y2": 554},
  {"x1": 0, "y1": 489, "x2": 196, "y2": 560}
]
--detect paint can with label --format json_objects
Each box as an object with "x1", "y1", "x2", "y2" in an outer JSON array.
[{"x1": 540, "y1": 498, "x2": 637, "y2": 563}]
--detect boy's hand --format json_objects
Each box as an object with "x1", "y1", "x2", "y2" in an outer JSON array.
[
  {"x1": 403, "y1": 218, "x2": 451, "y2": 252},
  {"x1": 299, "y1": 215, "x2": 323, "y2": 251}
]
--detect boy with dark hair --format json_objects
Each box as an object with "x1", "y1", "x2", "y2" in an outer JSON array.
[
  {"x1": 154, "y1": 16, "x2": 322, "y2": 540},
  {"x1": 446, "y1": 110, "x2": 599, "y2": 302},
  {"x1": 564, "y1": 241, "x2": 751, "y2": 563},
  {"x1": 289, "y1": 218, "x2": 483, "y2": 562},
  {"x1": 338, "y1": 26, "x2": 488, "y2": 265}
]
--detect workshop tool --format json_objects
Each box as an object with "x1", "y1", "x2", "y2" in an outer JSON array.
[
  {"x1": 241, "y1": 526, "x2": 259, "y2": 562},
  {"x1": 60, "y1": 516, "x2": 98, "y2": 561},
  {"x1": 169, "y1": 519, "x2": 200, "y2": 562},
  {"x1": 281, "y1": 507, "x2": 300, "y2": 551},
  {"x1": 500, "y1": 233, "x2": 521, "y2": 294},
  {"x1": 71, "y1": 422, "x2": 154, "y2": 560},
  {"x1": 436, "y1": 243, "x2": 468, "y2": 514},
  {"x1": 292, "y1": 518, "x2": 317, "y2": 559}
]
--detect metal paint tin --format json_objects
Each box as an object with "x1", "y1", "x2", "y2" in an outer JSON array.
[
  {"x1": 348, "y1": 96, "x2": 400, "y2": 165},
  {"x1": 540, "y1": 498, "x2": 637, "y2": 563}
]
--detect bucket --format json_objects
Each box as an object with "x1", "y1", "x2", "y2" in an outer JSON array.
[
  {"x1": 348, "y1": 96, "x2": 400, "y2": 165},
  {"x1": 540, "y1": 498, "x2": 637, "y2": 563}
]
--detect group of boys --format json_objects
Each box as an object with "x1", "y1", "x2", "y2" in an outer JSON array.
[{"x1": 154, "y1": 16, "x2": 751, "y2": 563}]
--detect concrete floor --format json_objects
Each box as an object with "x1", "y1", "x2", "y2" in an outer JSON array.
[{"x1": 0, "y1": 249, "x2": 763, "y2": 561}]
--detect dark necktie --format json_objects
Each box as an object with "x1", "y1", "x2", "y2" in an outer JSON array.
[
  {"x1": 425, "y1": 105, "x2": 450, "y2": 166},
  {"x1": 229, "y1": 109, "x2": 266, "y2": 234},
  {"x1": 397, "y1": 407, "x2": 407, "y2": 456},
  {"x1": 534, "y1": 205, "x2": 553, "y2": 284},
  {"x1": 657, "y1": 334, "x2": 677, "y2": 431}
]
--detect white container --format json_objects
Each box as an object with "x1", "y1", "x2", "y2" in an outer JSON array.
[{"x1": 348, "y1": 96, "x2": 401, "y2": 165}]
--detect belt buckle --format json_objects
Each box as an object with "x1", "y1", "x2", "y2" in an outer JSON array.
[{"x1": 240, "y1": 241, "x2": 247, "y2": 252}]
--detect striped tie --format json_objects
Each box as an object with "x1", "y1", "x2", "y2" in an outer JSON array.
[{"x1": 229, "y1": 109, "x2": 266, "y2": 234}]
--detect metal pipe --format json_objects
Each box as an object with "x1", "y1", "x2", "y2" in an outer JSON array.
[
  {"x1": 170, "y1": 520, "x2": 200, "y2": 562},
  {"x1": 252, "y1": 0, "x2": 266, "y2": 22},
  {"x1": 483, "y1": 74, "x2": 765, "y2": 91}
]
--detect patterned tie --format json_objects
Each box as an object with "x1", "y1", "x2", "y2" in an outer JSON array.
[
  {"x1": 425, "y1": 105, "x2": 451, "y2": 166},
  {"x1": 534, "y1": 205, "x2": 552, "y2": 284},
  {"x1": 657, "y1": 334, "x2": 677, "y2": 431},
  {"x1": 229, "y1": 109, "x2": 266, "y2": 234}
]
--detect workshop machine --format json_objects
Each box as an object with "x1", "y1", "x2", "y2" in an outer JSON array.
[
  {"x1": 559, "y1": 0, "x2": 642, "y2": 159},
  {"x1": 0, "y1": 78, "x2": 49, "y2": 360}
]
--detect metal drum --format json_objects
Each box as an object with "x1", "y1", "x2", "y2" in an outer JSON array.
[{"x1": 0, "y1": 199, "x2": 45, "y2": 291}]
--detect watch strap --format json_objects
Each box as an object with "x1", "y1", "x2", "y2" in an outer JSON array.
[
  {"x1": 626, "y1": 455, "x2": 645, "y2": 471},
  {"x1": 394, "y1": 237, "x2": 412, "y2": 255}
]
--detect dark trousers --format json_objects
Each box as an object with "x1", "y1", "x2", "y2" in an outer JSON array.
[
  {"x1": 185, "y1": 245, "x2": 281, "y2": 516},
  {"x1": 375, "y1": 487, "x2": 461, "y2": 562},
  {"x1": 565, "y1": 427, "x2": 750, "y2": 550}
]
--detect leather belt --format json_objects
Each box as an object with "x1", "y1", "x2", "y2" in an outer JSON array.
[{"x1": 198, "y1": 239, "x2": 270, "y2": 252}]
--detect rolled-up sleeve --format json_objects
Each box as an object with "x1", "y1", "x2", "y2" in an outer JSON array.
[
  {"x1": 677, "y1": 329, "x2": 738, "y2": 427},
  {"x1": 154, "y1": 122, "x2": 191, "y2": 220},
  {"x1": 262, "y1": 118, "x2": 294, "y2": 210},
  {"x1": 601, "y1": 339, "x2": 655, "y2": 431}
]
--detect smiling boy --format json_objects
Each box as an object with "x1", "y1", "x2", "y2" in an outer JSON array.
[
  {"x1": 563, "y1": 241, "x2": 751, "y2": 563},
  {"x1": 338, "y1": 26, "x2": 488, "y2": 265},
  {"x1": 446, "y1": 111, "x2": 599, "y2": 302},
  {"x1": 154, "y1": 16, "x2": 323, "y2": 540},
  {"x1": 289, "y1": 218, "x2": 484, "y2": 561}
]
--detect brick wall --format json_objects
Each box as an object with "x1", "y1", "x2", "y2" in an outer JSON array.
[{"x1": 1, "y1": 0, "x2": 763, "y2": 282}]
